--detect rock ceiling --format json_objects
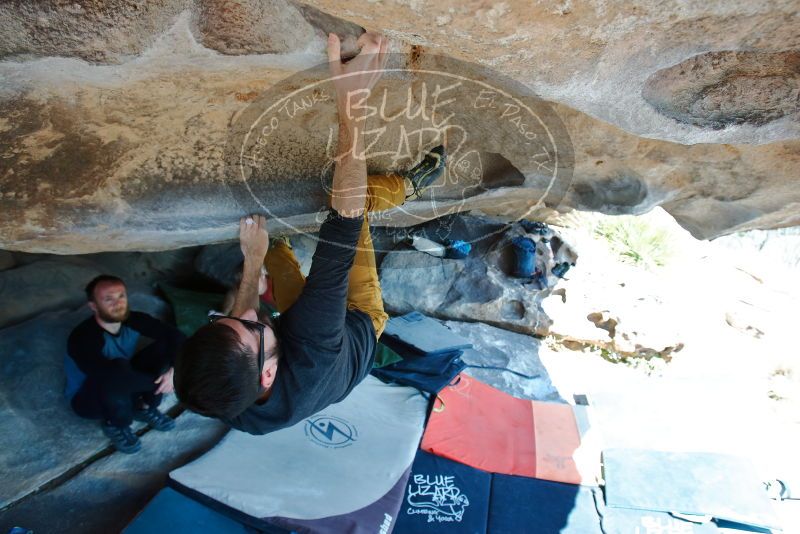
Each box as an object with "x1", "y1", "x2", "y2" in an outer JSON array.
[{"x1": 0, "y1": 0, "x2": 798, "y2": 252}]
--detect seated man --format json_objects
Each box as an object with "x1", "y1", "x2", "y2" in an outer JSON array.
[
  {"x1": 65, "y1": 275, "x2": 185, "y2": 453},
  {"x1": 174, "y1": 32, "x2": 445, "y2": 434}
]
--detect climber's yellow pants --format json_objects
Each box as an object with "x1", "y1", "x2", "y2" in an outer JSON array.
[{"x1": 264, "y1": 174, "x2": 406, "y2": 338}]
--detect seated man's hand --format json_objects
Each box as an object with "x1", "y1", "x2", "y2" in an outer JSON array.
[
  {"x1": 154, "y1": 367, "x2": 174, "y2": 395},
  {"x1": 239, "y1": 214, "x2": 269, "y2": 263}
]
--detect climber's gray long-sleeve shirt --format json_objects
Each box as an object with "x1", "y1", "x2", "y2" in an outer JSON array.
[{"x1": 224, "y1": 211, "x2": 377, "y2": 435}]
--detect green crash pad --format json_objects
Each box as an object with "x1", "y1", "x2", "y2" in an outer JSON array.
[
  {"x1": 158, "y1": 284, "x2": 224, "y2": 337},
  {"x1": 373, "y1": 342, "x2": 403, "y2": 369}
]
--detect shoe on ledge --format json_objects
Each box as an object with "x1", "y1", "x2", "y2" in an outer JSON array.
[
  {"x1": 101, "y1": 421, "x2": 141, "y2": 454},
  {"x1": 133, "y1": 406, "x2": 175, "y2": 432}
]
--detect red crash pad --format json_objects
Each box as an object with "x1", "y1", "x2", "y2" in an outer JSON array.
[{"x1": 420, "y1": 374, "x2": 598, "y2": 485}]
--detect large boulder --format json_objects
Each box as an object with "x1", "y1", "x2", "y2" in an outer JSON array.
[
  {"x1": 194, "y1": 232, "x2": 316, "y2": 289},
  {"x1": 0, "y1": 248, "x2": 199, "y2": 329},
  {"x1": 379, "y1": 217, "x2": 554, "y2": 335},
  {"x1": 0, "y1": 1, "x2": 797, "y2": 253},
  {"x1": 0, "y1": 250, "x2": 15, "y2": 271},
  {"x1": 0, "y1": 260, "x2": 102, "y2": 329},
  {"x1": 0, "y1": 0, "x2": 190, "y2": 64},
  {"x1": 302, "y1": 0, "x2": 800, "y2": 145},
  {"x1": 193, "y1": 0, "x2": 316, "y2": 55},
  {"x1": 194, "y1": 242, "x2": 244, "y2": 289},
  {"x1": 0, "y1": 0, "x2": 319, "y2": 62}
]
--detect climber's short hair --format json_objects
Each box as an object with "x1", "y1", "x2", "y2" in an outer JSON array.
[{"x1": 174, "y1": 321, "x2": 274, "y2": 420}]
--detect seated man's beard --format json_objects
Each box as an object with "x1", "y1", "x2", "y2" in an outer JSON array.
[{"x1": 98, "y1": 307, "x2": 130, "y2": 323}]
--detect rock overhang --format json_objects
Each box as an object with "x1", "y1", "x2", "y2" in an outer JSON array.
[{"x1": 0, "y1": 1, "x2": 798, "y2": 253}]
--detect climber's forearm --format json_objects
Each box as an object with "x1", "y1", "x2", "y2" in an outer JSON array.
[
  {"x1": 231, "y1": 256, "x2": 263, "y2": 317},
  {"x1": 330, "y1": 104, "x2": 367, "y2": 218}
]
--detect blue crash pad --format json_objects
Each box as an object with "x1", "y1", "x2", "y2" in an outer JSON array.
[
  {"x1": 124, "y1": 487, "x2": 254, "y2": 534},
  {"x1": 603, "y1": 449, "x2": 780, "y2": 531},
  {"x1": 382, "y1": 312, "x2": 472, "y2": 356},
  {"x1": 394, "y1": 450, "x2": 491, "y2": 533},
  {"x1": 488, "y1": 474, "x2": 603, "y2": 534}
]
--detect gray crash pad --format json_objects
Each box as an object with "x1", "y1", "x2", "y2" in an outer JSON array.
[
  {"x1": 603, "y1": 449, "x2": 780, "y2": 531},
  {"x1": 382, "y1": 312, "x2": 472, "y2": 356},
  {"x1": 169, "y1": 376, "x2": 427, "y2": 526},
  {"x1": 594, "y1": 487, "x2": 726, "y2": 534}
]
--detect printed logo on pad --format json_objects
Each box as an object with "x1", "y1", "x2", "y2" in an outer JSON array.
[
  {"x1": 406, "y1": 473, "x2": 469, "y2": 523},
  {"x1": 378, "y1": 513, "x2": 392, "y2": 534},
  {"x1": 304, "y1": 415, "x2": 358, "y2": 448}
]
